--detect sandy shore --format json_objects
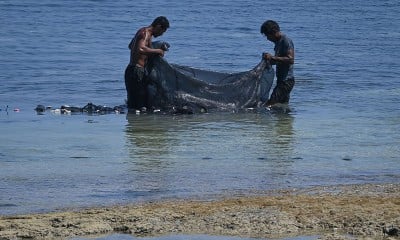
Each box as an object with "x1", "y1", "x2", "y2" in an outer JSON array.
[{"x1": 1, "y1": 183, "x2": 399, "y2": 240}]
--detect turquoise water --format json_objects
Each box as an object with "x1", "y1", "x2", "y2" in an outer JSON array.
[{"x1": 1, "y1": 0, "x2": 400, "y2": 218}]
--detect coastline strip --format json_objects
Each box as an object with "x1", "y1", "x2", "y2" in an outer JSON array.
[{"x1": 0, "y1": 184, "x2": 399, "y2": 240}]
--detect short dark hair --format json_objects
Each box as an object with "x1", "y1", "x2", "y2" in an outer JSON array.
[
  {"x1": 260, "y1": 20, "x2": 280, "y2": 35},
  {"x1": 152, "y1": 16, "x2": 170, "y2": 29}
]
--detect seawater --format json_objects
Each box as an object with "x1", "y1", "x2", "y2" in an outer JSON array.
[{"x1": 1, "y1": 0, "x2": 400, "y2": 218}]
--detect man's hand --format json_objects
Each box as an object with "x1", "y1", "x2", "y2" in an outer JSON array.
[
  {"x1": 262, "y1": 52, "x2": 273, "y2": 61},
  {"x1": 161, "y1": 42, "x2": 170, "y2": 51},
  {"x1": 158, "y1": 49, "x2": 165, "y2": 57}
]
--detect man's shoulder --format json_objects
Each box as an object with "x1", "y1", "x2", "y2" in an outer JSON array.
[
  {"x1": 279, "y1": 33, "x2": 294, "y2": 48},
  {"x1": 136, "y1": 27, "x2": 150, "y2": 37},
  {"x1": 281, "y1": 33, "x2": 293, "y2": 42}
]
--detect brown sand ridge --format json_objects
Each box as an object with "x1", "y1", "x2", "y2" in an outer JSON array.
[{"x1": 0, "y1": 183, "x2": 399, "y2": 240}]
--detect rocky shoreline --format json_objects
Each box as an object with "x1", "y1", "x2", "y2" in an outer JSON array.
[{"x1": 1, "y1": 183, "x2": 399, "y2": 240}]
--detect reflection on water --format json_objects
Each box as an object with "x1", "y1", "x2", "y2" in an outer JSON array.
[
  {"x1": 125, "y1": 114, "x2": 181, "y2": 162},
  {"x1": 125, "y1": 114, "x2": 174, "y2": 171},
  {"x1": 125, "y1": 111, "x2": 295, "y2": 160},
  {"x1": 123, "y1": 111, "x2": 297, "y2": 199}
]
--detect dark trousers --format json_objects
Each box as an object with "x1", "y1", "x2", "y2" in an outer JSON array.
[
  {"x1": 125, "y1": 65, "x2": 147, "y2": 110},
  {"x1": 267, "y1": 77, "x2": 295, "y2": 105}
]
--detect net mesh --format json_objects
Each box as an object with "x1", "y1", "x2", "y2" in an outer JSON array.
[{"x1": 146, "y1": 56, "x2": 274, "y2": 113}]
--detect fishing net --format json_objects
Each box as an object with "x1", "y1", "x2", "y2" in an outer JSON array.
[{"x1": 145, "y1": 54, "x2": 274, "y2": 113}]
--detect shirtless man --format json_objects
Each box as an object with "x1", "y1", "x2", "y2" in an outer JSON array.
[
  {"x1": 125, "y1": 16, "x2": 170, "y2": 110},
  {"x1": 260, "y1": 20, "x2": 295, "y2": 106}
]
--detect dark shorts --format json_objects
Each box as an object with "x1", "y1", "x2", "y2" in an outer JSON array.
[
  {"x1": 124, "y1": 64, "x2": 147, "y2": 109},
  {"x1": 267, "y1": 77, "x2": 295, "y2": 105}
]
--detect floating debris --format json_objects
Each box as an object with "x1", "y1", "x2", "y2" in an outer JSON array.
[{"x1": 34, "y1": 103, "x2": 127, "y2": 115}]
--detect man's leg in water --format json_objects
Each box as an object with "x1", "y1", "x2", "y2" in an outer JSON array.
[
  {"x1": 125, "y1": 65, "x2": 146, "y2": 110},
  {"x1": 267, "y1": 78, "x2": 295, "y2": 105}
]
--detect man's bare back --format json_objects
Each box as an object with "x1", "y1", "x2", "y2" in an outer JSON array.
[
  {"x1": 129, "y1": 27, "x2": 151, "y2": 67},
  {"x1": 129, "y1": 26, "x2": 166, "y2": 68}
]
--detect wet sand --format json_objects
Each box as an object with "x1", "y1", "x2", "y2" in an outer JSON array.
[{"x1": 1, "y1": 183, "x2": 399, "y2": 240}]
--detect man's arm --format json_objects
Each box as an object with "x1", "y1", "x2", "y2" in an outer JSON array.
[
  {"x1": 137, "y1": 30, "x2": 164, "y2": 57},
  {"x1": 263, "y1": 48, "x2": 294, "y2": 65}
]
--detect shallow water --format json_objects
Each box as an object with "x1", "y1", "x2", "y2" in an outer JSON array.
[{"x1": 1, "y1": 0, "x2": 400, "y2": 217}]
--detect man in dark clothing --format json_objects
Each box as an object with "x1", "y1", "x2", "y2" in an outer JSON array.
[
  {"x1": 260, "y1": 20, "x2": 295, "y2": 105},
  {"x1": 125, "y1": 16, "x2": 169, "y2": 110}
]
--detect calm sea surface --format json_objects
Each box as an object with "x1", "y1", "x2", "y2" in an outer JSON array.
[{"x1": 1, "y1": 0, "x2": 399, "y2": 220}]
